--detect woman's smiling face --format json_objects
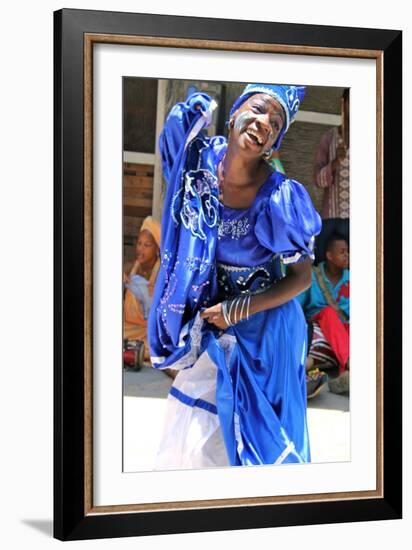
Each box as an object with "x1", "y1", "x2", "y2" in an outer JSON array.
[{"x1": 230, "y1": 93, "x2": 285, "y2": 156}]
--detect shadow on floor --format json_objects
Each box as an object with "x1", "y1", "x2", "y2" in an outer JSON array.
[
  {"x1": 123, "y1": 366, "x2": 173, "y2": 398},
  {"x1": 308, "y1": 388, "x2": 349, "y2": 412},
  {"x1": 21, "y1": 519, "x2": 53, "y2": 537}
]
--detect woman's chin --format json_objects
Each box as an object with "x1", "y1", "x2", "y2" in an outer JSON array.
[
  {"x1": 244, "y1": 133, "x2": 263, "y2": 150},
  {"x1": 237, "y1": 135, "x2": 264, "y2": 156}
]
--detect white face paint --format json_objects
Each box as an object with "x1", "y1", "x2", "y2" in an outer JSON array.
[
  {"x1": 231, "y1": 94, "x2": 285, "y2": 153},
  {"x1": 233, "y1": 111, "x2": 255, "y2": 133}
]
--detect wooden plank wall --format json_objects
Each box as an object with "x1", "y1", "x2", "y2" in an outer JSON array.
[{"x1": 123, "y1": 162, "x2": 154, "y2": 273}]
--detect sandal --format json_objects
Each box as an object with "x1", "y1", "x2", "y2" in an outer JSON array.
[{"x1": 306, "y1": 368, "x2": 328, "y2": 399}]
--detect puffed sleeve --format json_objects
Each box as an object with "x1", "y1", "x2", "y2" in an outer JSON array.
[
  {"x1": 254, "y1": 178, "x2": 322, "y2": 264},
  {"x1": 159, "y1": 92, "x2": 216, "y2": 183}
]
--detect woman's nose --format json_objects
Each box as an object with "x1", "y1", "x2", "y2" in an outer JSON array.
[{"x1": 256, "y1": 114, "x2": 271, "y2": 134}]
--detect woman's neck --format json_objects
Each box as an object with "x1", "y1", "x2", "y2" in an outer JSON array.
[{"x1": 222, "y1": 146, "x2": 266, "y2": 188}]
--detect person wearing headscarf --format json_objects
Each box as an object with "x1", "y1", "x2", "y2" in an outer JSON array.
[
  {"x1": 149, "y1": 83, "x2": 322, "y2": 469},
  {"x1": 124, "y1": 216, "x2": 161, "y2": 356}
]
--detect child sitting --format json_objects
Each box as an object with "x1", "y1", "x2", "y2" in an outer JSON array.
[{"x1": 297, "y1": 233, "x2": 350, "y2": 394}]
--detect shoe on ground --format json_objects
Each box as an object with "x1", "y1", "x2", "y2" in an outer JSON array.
[
  {"x1": 328, "y1": 370, "x2": 350, "y2": 394},
  {"x1": 306, "y1": 368, "x2": 328, "y2": 399}
]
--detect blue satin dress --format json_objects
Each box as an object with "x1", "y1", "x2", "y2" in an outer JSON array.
[{"x1": 148, "y1": 92, "x2": 322, "y2": 469}]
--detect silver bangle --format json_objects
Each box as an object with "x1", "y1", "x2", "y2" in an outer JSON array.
[
  {"x1": 222, "y1": 300, "x2": 231, "y2": 326},
  {"x1": 228, "y1": 297, "x2": 237, "y2": 325},
  {"x1": 225, "y1": 295, "x2": 252, "y2": 326},
  {"x1": 246, "y1": 295, "x2": 251, "y2": 320},
  {"x1": 239, "y1": 295, "x2": 247, "y2": 321},
  {"x1": 231, "y1": 297, "x2": 238, "y2": 325},
  {"x1": 233, "y1": 296, "x2": 242, "y2": 324}
]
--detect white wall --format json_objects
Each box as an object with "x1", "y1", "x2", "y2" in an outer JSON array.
[{"x1": 0, "y1": 1, "x2": 409, "y2": 549}]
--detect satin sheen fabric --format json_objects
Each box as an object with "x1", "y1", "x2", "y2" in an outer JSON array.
[{"x1": 148, "y1": 92, "x2": 321, "y2": 467}]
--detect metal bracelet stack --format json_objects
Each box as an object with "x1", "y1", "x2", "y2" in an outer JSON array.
[{"x1": 222, "y1": 294, "x2": 252, "y2": 327}]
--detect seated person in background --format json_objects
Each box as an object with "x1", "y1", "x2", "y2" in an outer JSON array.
[
  {"x1": 313, "y1": 89, "x2": 350, "y2": 265},
  {"x1": 297, "y1": 233, "x2": 349, "y2": 394},
  {"x1": 124, "y1": 216, "x2": 167, "y2": 373},
  {"x1": 124, "y1": 216, "x2": 161, "y2": 344}
]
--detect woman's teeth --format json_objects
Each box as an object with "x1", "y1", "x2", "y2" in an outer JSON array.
[{"x1": 246, "y1": 129, "x2": 264, "y2": 145}]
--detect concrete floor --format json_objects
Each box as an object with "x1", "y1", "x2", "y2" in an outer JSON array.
[{"x1": 123, "y1": 365, "x2": 350, "y2": 472}]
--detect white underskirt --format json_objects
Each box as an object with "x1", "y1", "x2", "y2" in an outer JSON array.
[{"x1": 154, "y1": 348, "x2": 230, "y2": 471}]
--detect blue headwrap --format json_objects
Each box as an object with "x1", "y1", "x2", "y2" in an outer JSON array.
[{"x1": 229, "y1": 83, "x2": 306, "y2": 150}]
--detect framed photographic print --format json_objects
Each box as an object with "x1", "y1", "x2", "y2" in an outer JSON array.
[{"x1": 54, "y1": 8, "x2": 402, "y2": 541}]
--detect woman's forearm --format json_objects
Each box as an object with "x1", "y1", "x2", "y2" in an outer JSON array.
[
  {"x1": 200, "y1": 259, "x2": 312, "y2": 329},
  {"x1": 249, "y1": 260, "x2": 312, "y2": 316}
]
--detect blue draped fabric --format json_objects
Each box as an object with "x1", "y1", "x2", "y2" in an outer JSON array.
[{"x1": 148, "y1": 92, "x2": 322, "y2": 466}]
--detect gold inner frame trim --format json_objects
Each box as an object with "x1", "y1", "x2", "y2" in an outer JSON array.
[{"x1": 83, "y1": 32, "x2": 384, "y2": 516}]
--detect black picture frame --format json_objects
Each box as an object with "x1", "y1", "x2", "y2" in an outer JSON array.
[{"x1": 54, "y1": 8, "x2": 402, "y2": 541}]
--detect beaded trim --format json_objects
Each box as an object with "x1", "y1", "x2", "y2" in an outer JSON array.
[{"x1": 217, "y1": 259, "x2": 276, "y2": 273}]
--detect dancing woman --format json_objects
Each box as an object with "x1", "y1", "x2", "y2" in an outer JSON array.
[{"x1": 148, "y1": 83, "x2": 322, "y2": 469}]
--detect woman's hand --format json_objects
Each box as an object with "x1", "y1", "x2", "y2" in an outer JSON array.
[
  {"x1": 199, "y1": 303, "x2": 228, "y2": 329},
  {"x1": 200, "y1": 258, "x2": 312, "y2": 328}
]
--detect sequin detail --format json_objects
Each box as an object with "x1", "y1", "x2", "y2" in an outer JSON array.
[
  {"x1": 184, "y1": 256, "x2": 215, "y2": 275},
  {"x1": 218, "y1": 217, "x2": 250, "y2": 240},
  {"x1": 168, "y1": 303, "x2": 186, "y2": 314}
]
